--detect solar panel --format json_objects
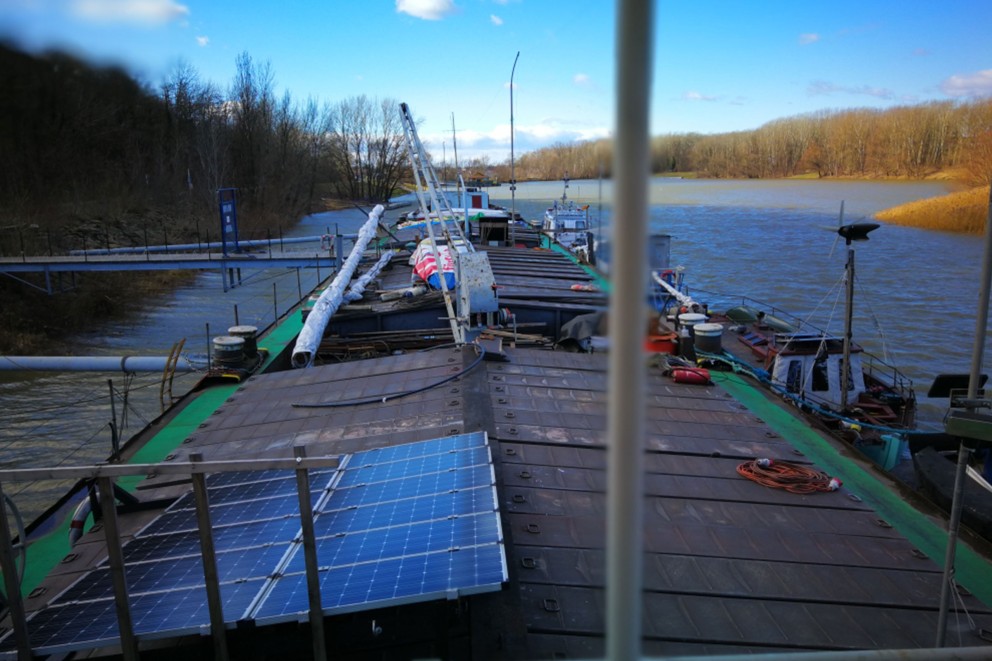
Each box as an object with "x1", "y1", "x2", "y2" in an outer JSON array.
[
  {"x1": 111, "y1": 516, "x2": 303, "y2": 565},
  {"x1": 255, "y1": 544, "x2": 507, "y2": 622},
  {"x1": 140, "y1": 489, "x2": 324, "y2": 537},
  {"x1": 3, "y1": 431, "x2": 506, "y2": 656},
  {"x1": 326, "y1": 463, "x2": 495, "y2": 509},
  {"x1": 59, "y1": 544, "x2": 291, "y2": 603},
  {"x1": 314, "y1": 486, "x2": 497, "y2": 535},
  {"x1": 22, "y1": 578, "x2": 266, "y2": 655},
  {"x1": 168, "y1": 477, "x2": 294, "y2": 511}
]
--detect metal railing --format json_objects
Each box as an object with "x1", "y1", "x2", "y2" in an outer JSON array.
[{"x1": 0, "y1": 449, "x2": 339, "y2": 661}]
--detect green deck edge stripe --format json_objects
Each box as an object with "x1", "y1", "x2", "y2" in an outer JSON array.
[
  {"x1": 539, "y1": 234, "x2": 611, "y2": 291},
  {"x1": 719, "y1": 371, "x2": 992, "y2": 605},
  {"x1": 19, "y1": 384, "x2": 239, "y2": 595},
  {"x1": 19, "y1": 310, "x2": 306, "y2": 596}
]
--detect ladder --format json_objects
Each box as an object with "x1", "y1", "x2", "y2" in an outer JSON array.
[{"x1": 398, "y1": 102, "x2": 470, "y2": 343}]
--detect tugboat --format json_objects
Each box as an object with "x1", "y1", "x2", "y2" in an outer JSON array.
[{"x1": 541, "y1": 173, "x2": 594, "y2": 261}]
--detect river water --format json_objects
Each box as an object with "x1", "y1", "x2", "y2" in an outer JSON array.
[{"x1": 1, "y1": 179, "x2": 985, "y2": 522}]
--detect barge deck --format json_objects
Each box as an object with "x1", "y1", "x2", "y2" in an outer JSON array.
[{"x1": 2, "y1": 235, "x2": 992, "y2": 658}]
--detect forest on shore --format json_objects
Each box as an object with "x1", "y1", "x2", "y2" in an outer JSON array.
[
  {"x1": 1, "y1": 42, "x2": 990, "y2": 350},
  {"x1": 506, "y1": 99, "x2": 992, "y2": 186}
]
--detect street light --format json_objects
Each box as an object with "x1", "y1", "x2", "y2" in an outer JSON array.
[{"x1": 509, "y1": 51, "x2": 520, "y2": 243}]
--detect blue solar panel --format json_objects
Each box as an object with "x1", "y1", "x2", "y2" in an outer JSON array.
[
  {"x1": 140, "y1": 489, "x2": 325, "y2": 536},
  {"x1": 113, "y1": 516, "x2": 303, "y2": 565},
  {"x1": 315, "y1": 486, "x2": 496, "y2": 534},
  {"x1": 335, "y1": 445, "x2": 491, "y2": 488},
  {"x1": 255, "y1": 544, "x2": 507, "y2": 621},
  {"x1": 7, "y1": 431, "x2": 505, "y2": 656},
  {"x1": 327, "y1": 463, "x2": 495, "y2": 509},
  {"x1": 60, "y1": 544, "x2": 290, "y2": 603},
  {"x1": 168, "y1": 470, "x2": 331, "y2": 511},
  {"x1": 205, "y1": 467, "x2": 334, "y2": 489},
  {"x1": 349, "y1": 433, "x2": 484, "y2": 466},
  {"x1": 286, "y1": 513, "x2": 500, "y2": 575},
  {"x1": 21, "y1": 578, "x2": 265, "y2": 655}
]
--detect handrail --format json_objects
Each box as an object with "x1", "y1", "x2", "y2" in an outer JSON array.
[{"x1": 0, "y1": 450, "x2": 339, "y2": 660}]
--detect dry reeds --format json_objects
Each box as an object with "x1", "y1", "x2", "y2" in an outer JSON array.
[{"x1": 875, "y1": 185, "x2": 990, "y2": 234}]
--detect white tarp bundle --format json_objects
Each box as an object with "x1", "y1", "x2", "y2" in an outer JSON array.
[
  {"x1": 344, "y1": 250, "x2": 394, "y2": 302},
  {"x1": 291, "y1": 204, "x2": 383, "y2": 368}
]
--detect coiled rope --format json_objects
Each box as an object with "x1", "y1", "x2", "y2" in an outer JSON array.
[{"x1": 737, "y1": 458, "x2": 842, "y2": 494}]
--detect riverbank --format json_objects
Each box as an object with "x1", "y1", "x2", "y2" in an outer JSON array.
[{"x1": 875, "y1": 184, "x2": 990, "y2": 234}]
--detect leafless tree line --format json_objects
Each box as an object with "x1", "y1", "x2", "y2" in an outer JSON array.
[
  {"x1": 0, "y1": 44, "x2": 408, "y2": 232},
  {"x1": 492, "y1": 99, "x2": 992, "y2": 186}
]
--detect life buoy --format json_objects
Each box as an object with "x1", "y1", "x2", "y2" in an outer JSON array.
[
  {"x1": 660, "y1": 269, "x2": 676, "y2": 286},
  {"x1": 68, "y1": 495, "x2": 93, "y2": 546}
]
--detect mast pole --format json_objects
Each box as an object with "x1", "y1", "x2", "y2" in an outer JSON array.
[
  {"x1": 841, "y1": 242, "x2": 855, "y2": 411},
  {"x1": 509, "y1": 51, "x2": 520, "y2": 243}
]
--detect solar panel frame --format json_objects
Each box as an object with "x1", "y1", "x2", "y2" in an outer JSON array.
[{"x1": 4, "y1": 432, "x2": 506, "y2": 656}]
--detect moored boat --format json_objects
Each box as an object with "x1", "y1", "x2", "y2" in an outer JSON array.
[
  {"x1": 645, "y1": 221, "x2": 920, "y2": 475},
  {"x1": 541, "y1": 174, "x2": 594, "y2": 261}
]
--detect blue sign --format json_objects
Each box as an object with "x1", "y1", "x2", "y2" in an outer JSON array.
[{"x1": 217, "y1": 188, "x2": 239, "y2": 255}]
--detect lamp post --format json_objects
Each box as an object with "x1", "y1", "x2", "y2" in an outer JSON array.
[{"x1": 509, "y1": 51, "x2": 520, "y2": 243}]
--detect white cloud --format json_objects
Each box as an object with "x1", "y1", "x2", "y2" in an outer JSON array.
[
  {"x1": 396, "y1": 0, "x2": 457, "y2": 20},
  {"x1": 421, "y1": 120, "x2": 609, "y2": 162},
  {"x1": 70, "y1": 0, "x2": 189, "y2": 24},
  {"x1": 798, "y1": 33, "x2": 820, "y2": 45},
  {"x1": 573, "y1": 73, "x2": 590, "y2": 86},
  {"x1": 940, "y1": 70, "x2": 992, "y2": 98},
  {"x1": 196, "y1": 35, "x2": 208, "y2": 47},
  {"x1": 683, "y1": 90, "x2": 718, "y2": 102},
  {"x1": 807, "y1": 80, "x2": 893, "y2": 99},
  {"x1": 490, "y1": 14, "x2": 503, "y2": 26}
]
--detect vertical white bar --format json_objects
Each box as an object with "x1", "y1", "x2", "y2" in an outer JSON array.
[{"x1": 607, "y1": 1, "x2": 654, "y2": 660}]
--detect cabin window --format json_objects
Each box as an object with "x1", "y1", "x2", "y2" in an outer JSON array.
[
  {"x1": 812, "y1": 359, "x2": 829, "y2": 391},
  {"x1": 785, "y1": 360, "x2": 802, "y2": 393},
  {"x1": 576, "y1": 220, "x2": 586, "y2": 229}
]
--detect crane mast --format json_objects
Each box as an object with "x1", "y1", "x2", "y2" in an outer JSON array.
[{"x1": 398, "y1": 103, "x2": 498, "y2": 345}]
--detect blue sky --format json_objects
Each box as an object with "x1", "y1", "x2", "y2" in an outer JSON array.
[{"x1": 2, "y1": 0, "x2": 990, "y2": 162}]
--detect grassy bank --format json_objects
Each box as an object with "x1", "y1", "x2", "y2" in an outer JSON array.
[{"x1": 875, "y1": 185, "x2": 990, "y2": 234}]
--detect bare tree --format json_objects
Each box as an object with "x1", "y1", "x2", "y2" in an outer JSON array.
[{"x1": 329, "y1": 96, "x2": 406, "y2": 202}]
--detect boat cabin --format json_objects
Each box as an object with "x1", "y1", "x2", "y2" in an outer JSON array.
[
  {"x1": 768, "y1": 333, "x2": 867, "y2": 411},
  {"x1": 542, "y1": 199, "x2": 590, "y2": 251}
]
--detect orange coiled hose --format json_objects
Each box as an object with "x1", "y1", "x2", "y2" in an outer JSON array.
[{"x1": 736, "y1": 458, "x2": 842, "y2": 494}]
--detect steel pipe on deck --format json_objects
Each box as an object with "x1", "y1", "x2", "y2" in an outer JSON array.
[{"x1": 0, "y1": 355, "x2": 203, "y2": 372}]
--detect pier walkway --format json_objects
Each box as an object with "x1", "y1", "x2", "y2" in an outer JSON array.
[{"x1": 0, "y1": 251, "x2": 339, "y2": 293}]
